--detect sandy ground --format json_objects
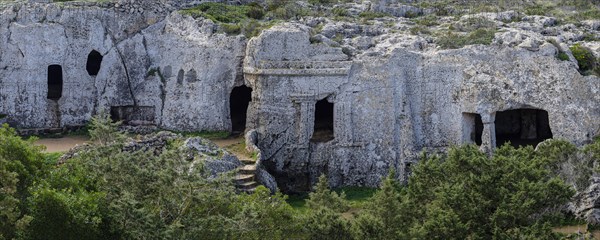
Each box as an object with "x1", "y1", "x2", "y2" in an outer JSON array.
[
  {"x1": 35, "y1": 136, "x2": 90, "y2": 153},
  {"x1": 211, "y1": 136, "x2": 243, "y2": 148},
  {"x1": 553, "y1": 225, "x2": 600, "y2": 239}
]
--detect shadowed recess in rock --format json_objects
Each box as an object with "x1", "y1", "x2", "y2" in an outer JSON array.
[
  {"x1": 311, "y1": 98, "x2": 334, "y2": 143},
  {"x1": 463, "y1": 112, "x2": 483, "y2": 146},
  {"x1": 495, "y1": 109, "x2": 553, "y2": 147},
  {"x1": 47, "y1": 65, "x2": 63, "y2": 101},
  {"x1": 86, "y1": 50, "x2": 103, "y2": 76},
  {"x1": 229, "y1": 85, "x2": 252, "y2": 133},
  {"x1": 110, "y1": 106, "x2": 155, "y2": 125}
]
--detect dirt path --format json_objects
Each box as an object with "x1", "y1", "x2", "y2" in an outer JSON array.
[
  {"x1": 553, "y1": 225, "x2": 600, "y2": 239},
  {"x1": 35, "y1": 136, "x2": 90, "y2": 153},
  {"x1": 211, "y1": 136, "x2": 244, "y2": 148},
  {"x1": 210, "y1": 135, "x2": 253, "y2": 160}
]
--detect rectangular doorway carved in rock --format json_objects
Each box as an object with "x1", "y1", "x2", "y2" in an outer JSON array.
[
  {"x1": 495, "y1": 109, "x2": 553, "y2": 147},
  {"x1": 47, "y1": 65, "x2": 63, "y2": 100},
  {"x1": 311, "y1": 98, "x2": 334, "y2": 143},
  {"x1": 462, "y1": 112, "x2": 483, "y2": 146}
]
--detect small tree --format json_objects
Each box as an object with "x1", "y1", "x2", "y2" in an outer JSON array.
[
  {"x1": 357, "y1": 168, "x2": 406, "y2": 239},
  {"x1": 88, "y1": 112, "x2": 124, "y2": 145},
  {"x1": 306, "y1": 174, "x2": 349, "y2": 212},
  {"x1": 303, "y1": 174, "x2": 352, "y2": 239}
]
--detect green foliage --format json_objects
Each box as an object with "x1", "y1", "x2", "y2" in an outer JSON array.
[
  {"x1": 306, "y1": 175, "x2": 350, "y2": 212},
  {"x1": 536, "y1": 140, "x2": 593, "y2": 192},
  {"x1": 558, "y1": 52, "x2": 570, "y2": 61},
  {"x1": 409, "y1": 145, "x2": 573, "y2": 238},
  {"x1": 570, "y1": 44, "x2": 600, "y2": 76},
  {"x1": 358, "y1": 11, "x2": 389, "y2": 20},
  {"x1": 436, "y1": 28, "x2": 497, "y2": 49},
  {"x1": 308, "y1": 0, "x2": 336, "y2": 5},
  {"x1": 18, "y1": 123, "x2": 297, "y2": 239},
  {"x1": 221, "y1": 23, "x2": 241, "y2": 35},
  {"x1": 332, "y1": 7, "x2": 348, "y2": 17},
  {"x1": 414, "y1": 15, "x2": 438, "y2": 27},
  {"x1": 181, "y1": 2, "x2": 263, "y2": 23},
  {"x1": 88, "y1": 112, "x2": 124, "y2": 145},
  {"x1": 409, "y1": 26, "x2": 431, "y2": 35},
  {"x1": 302, "y1": 175, "x2": 353, "y2": 239},
  {"x1": 177, "y1": 130, "x2": 230, "y2": 139},
  {"x1": 357, "y1": 168, "x2": 405, "y2": 239},
  {"x1": 303, "y1": 207, "x2": 353, "y2": 239},
  {"x1": 0, "y1": 124, "x2": 48, "y2": 239},
  {"x1": 452, "y1": 17, "x2": 496, "y2": 32}
]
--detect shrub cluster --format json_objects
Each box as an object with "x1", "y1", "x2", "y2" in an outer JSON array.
[
  {"x1": 570, "y1": 44, "x2": 600, "y2": 76},
  {"x1": 1, "y1": 114, "x2": 599, "y2": 239}
]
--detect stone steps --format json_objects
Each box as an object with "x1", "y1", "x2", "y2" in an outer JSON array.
[{"x1": 235, "y1": 158, "x2": 258, "y2": 193}]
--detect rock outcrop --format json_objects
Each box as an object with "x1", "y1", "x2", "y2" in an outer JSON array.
[
  {"x1": 0, "y1": 2, "x2": 245, "y2": 132},
  {"x1": 0, "y1": 1, "x2": 598, "y2": 202}
]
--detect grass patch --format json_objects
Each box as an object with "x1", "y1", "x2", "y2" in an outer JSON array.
[
  {"x1": 436, "y1": 28, "x2": 497, "y2": 49},
  {"x1": 286, "y1": 187, "x2": 377, "y2": 214},
  {"x1": 223, "y1": 140, "x2": 255, "y2": 159},
  {"x1": 358, "y1": 11, "x2": 390, "y2": 20},
  {"x1": 177, "y1": 130, "x2": 230, "y2": 140},
  {"x1": 180, "y1": 2, "x2": 263, "y2": 23}
]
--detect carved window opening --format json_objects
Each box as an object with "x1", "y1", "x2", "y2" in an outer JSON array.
[
  {"x1": 495, "y1": 109, "x2": 553, "y2": 147},
  {"x1": 311, "y1": 98, "x2": 334, "y2": 142},
  {"x1": 462, "y1": 113, "x2": 483, "y2": 146},
  {"x1": 47, "y1": 65, "x2": 63, "y2": 100},
  {"x1": 229, "y1": 85, "x2": 252, "y2": 133},
  {"x1": 86, "y1": 50, "x2": 103, "y2": 76}
]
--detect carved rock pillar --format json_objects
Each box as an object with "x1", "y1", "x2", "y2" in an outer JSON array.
[{"x1": 480, "y1": 112, "x2": 496, "y2": 155}]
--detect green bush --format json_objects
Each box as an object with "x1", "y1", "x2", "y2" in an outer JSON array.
[
  {"x1": 0, "y1": 116, "x2": 298, "y2": 239},
  {"x1": 181, "y1": 2, "x2": 263, "y2": 23},
  {"x1": 308, "y1": 0, "x2": 337, "y2": 5},
  {"x1": 570, "y1": 44, "x2": 600, "y2": 76},
  {"x1": 353, "y1": 144, "x2": 575, "y2": 239},
  {"x1": 332, "y1": 7, "x2": 348, "y2": 17},
  {"x1": 0, "y1": 124, "x2": 48, "y2": 239},
  {"x1": 221, "y1": 23, "x2": 242, "y2": 35},
  {"x1": 302, "y1": 175, "x2": 353, "y2": 239},
  {"x1": 358, "y1": 11, "x2": 389, "y2": 20},
  {"x1": 557, "y1": 52, "x2": 570, "y2": 61}
]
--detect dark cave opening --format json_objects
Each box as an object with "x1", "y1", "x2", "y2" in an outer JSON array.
[
  {"x1": 47, "y1": 65, "x2": 63, "y2": 101},
  {"x1": 463, "y1": 113, "x2": 483, "y2": 146},
  {"x1": 311, "y1": 98, "x2": 334, "y2": 143},
  {"x1": 495, "y1": 109, "x2": 553, "y2": 147},
  {"x1": 229, "y1": 85, "x2": 252, "y2": 133},
  {"x1": 86, "y1": 50, "x2": 103, "y2": 76}
]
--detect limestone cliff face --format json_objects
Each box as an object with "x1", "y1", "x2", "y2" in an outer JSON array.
[
  {"x1": 245, "y1": 24, "x2": 600, "y2": 192},
  {"x1": 0, "y1": 2, "x2": 599, "y2": 194},
  {"x1": 0, "y1": 2, "x2": 245, "y2": 131}
]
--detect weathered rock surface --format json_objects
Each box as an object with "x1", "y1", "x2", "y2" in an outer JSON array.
[
  {"x1": 244, "y1": 23, "x2": 599, "y2": 192},
  {"x1": 0, "y1": 2, "x2": 245, "y2": 132},
  {"x1": 0, "y1": 1, "x2": 599, "y2": 212}
]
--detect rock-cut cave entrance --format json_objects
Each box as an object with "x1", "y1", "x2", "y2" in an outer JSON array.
[
  {"x1": 229, "y1": 85, "x2": 252, "y2": 134},
  {"x1": 463, "y1": 113, "x2": 483, "y2": 146},
  {"x1": 495, "y1": 109, "x2": 553, "y2": 147},
  {"x1": 311, "y1": 98, "x2": 334, "y2": 143},
  {"x1": 86, "y1": 50, "x2": 103, "y2": 76},
  {"x1": 47, "y1": 65, "x2": 63, "y2": 100}
]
